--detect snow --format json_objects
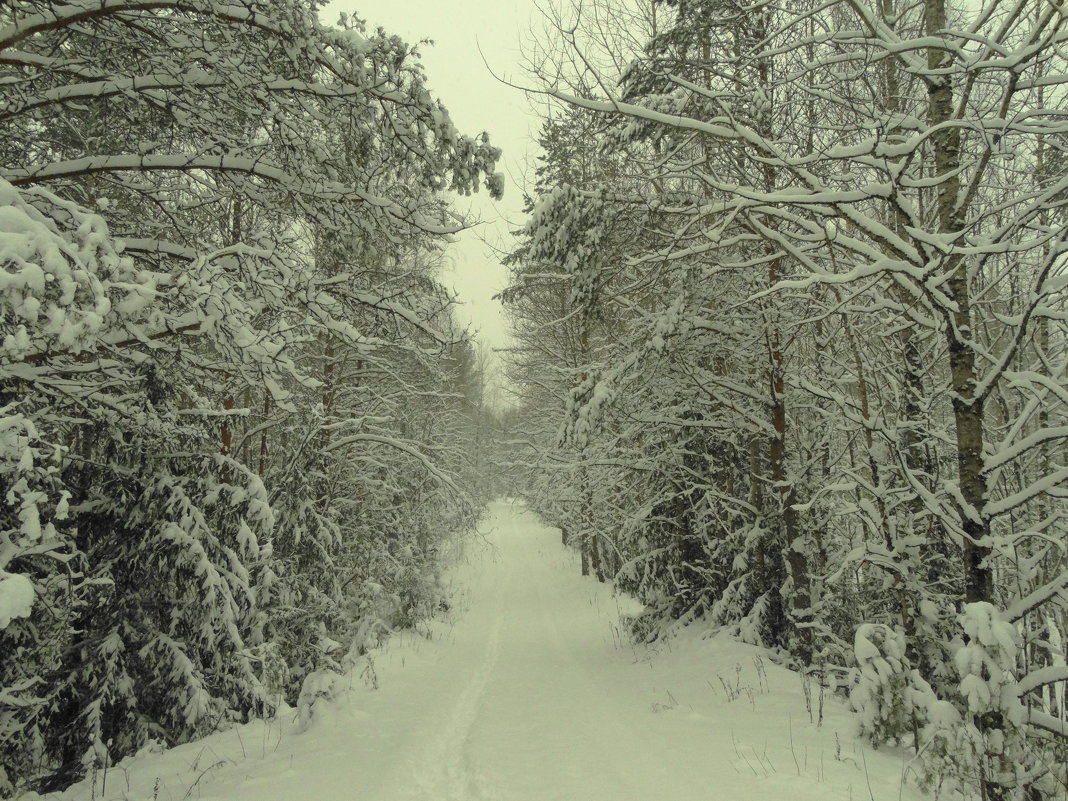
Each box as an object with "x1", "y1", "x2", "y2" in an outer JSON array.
[
  {"x1": 27, "y1": 501, "x2": 929, "y2": 801},
  {"x1": 955, "y1": 603, "x2": 1024, "y2": 723},
  {"x1": 0, "y1": 571, "x2": 34, "y2": 629}
]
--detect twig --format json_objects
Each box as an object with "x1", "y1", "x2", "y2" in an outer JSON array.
[
  {"x1": 861, "y1": 749, "x2": 876, "y2": 801},
  {"x1": 181, "y1": 759, "x2": 228, "y2": 801},
  {"x1": 789, "y1": 713, "x2": 801, "y2": 776}
]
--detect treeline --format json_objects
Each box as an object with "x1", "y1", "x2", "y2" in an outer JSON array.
[
  {"x1": 503, "y1": 0, "x2": 1067, "y2": 798},
  {"x1": 0, "y1": 1, "x2": 500, "y2": 794}
]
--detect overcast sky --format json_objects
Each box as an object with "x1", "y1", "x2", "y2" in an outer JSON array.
[{"x1": 321, "y1": 0, "x2": 542, "y2": 361}]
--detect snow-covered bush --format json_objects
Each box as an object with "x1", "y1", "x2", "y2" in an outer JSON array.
[
  {"x1": 294, "y1": 669, "x2": 344, "y2": 733},
  {"x1": 912, "y1": 603, "x2": 1049, "y2": 801},
  {"x1": 851, "y1": 623, "x2": 930, "y2": 748},
  {"x1": 850, "y1": 607, "x2": 1060, "y2": 799}
]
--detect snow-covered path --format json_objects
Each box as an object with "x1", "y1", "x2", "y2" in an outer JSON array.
[
  {"x1": 40, "y1": 500, "x2": 929, "y2": 801},
  {"x1": 384, "y1": 500, "x2": 715, "y2": 801}
]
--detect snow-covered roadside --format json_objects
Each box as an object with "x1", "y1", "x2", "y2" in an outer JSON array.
[{"x1": 23, "y1": 500, "x2": 930, "y2": 801}]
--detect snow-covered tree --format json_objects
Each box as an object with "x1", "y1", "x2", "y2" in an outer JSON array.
[
  {"x1": 511, "y1": 0, "x2": 1068, "y2": 796},
  {"x1": 0, "y1": 1, "x2": 501, "y2": 793}
]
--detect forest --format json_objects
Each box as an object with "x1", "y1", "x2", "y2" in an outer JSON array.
[
  {"x1": 502, "y1": 0, "x2": 1068, "y2": 798},
  {"x1": 1, "y1": 0, "x2": 1067, "y2": 800},
  {"x1": 0, "y1": 0, "x2": 500, "y2": 793}
]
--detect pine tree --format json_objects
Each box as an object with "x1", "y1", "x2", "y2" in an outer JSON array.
[{"x1": 1, "y1": 2, "x2": 502, "y2": 793}]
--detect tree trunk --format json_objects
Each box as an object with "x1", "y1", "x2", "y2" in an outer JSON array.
[
  {"x1": 258, "y1": 393, "x2": 270, "y2": 476},
  {"x1": 925, "y1": 1, "x2": 1002, "y2": 797},
  {"x1": 924, "y1": 0, "x2": 992, "y2": 605},
  {"x1": 221, "y1": 396, "x2": 234, "y2": 454},
  {"x1": 753, "y1": 5, "x2": 812, "y2": 662},
  {"x1": 767, "y1": 254, "x2": 812, "y2": 664}
]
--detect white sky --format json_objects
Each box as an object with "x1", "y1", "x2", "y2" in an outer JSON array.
[{"x1": 321, "y1": 0, "x2": 541, "y2": 362}]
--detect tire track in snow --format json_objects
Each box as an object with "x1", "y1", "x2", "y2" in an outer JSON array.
[
  {"x1": 509, "y1": 514, "x2": 711, "y2": 800},
  {"x1": 406, "y1": 528, "x2": 506, "y2": 801}
]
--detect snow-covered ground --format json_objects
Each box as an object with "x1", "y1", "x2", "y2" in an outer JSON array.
[{"x1": 28, "y1": 500, "x2": 930, "y2": 801}]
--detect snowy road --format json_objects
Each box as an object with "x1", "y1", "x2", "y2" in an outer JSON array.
[
  {"x1": 42, "y1": 500, "x2": 929, "y2": 801},
  {"x1": 383, "y1": 500, "x2": 716, "y2": 801}
]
